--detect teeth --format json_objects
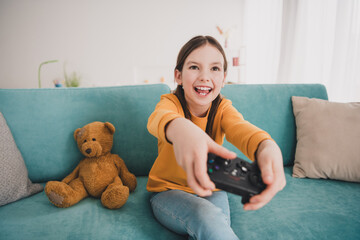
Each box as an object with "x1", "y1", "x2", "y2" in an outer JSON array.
[{"x1": 196, "y1": 87, "x2": 211, "y2": 90}]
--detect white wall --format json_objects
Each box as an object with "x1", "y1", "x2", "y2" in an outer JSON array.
[{"x1": 0, "y1": 0, "x2": 244, "y2": 89}]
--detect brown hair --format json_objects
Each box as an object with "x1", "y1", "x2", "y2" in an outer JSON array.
[{"x1": 173, "y1": 35, "x2": 227, "y2": 139}]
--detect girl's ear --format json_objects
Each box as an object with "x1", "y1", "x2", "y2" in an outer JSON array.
[{"x1": 175, "y1": 69, "x2": 182, "y2": 86}]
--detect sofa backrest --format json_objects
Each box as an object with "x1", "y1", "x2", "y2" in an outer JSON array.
[
  {"x1": 0, "y1": 84, "x2": 171, "y2": 182},
  {"x1": 0, "y1": 83, "x2": 327, "y2": 182},
  {"x1": 221, "y1": 84, "x2": 328, "y2": 166}
]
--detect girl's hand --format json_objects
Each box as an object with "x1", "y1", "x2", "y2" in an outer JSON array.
[
  {"x1": 243, "y1": 140, "x2": 286, "y2": 210},
  {"x1": 166, "y1": 118, "x2": 236, "y2": 197}
]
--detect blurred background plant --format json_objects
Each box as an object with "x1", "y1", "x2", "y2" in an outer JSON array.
[
  {"x1": 64, "y1": 71, "x2": 81, "y2": 87},
  {"x1": 64, "y1": 63, "x2": 81, "y2": 87}
]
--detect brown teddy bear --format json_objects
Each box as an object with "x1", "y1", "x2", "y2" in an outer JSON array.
[{"x1": 45, "y1": 121, "x2": 137, "y2": 209}]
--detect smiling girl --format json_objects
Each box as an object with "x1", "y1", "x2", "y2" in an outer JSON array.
[{"x1": 147, "y1": 36, "x2": 286, "y2": 240}]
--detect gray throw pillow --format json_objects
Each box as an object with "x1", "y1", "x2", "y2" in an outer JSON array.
[{"x1": 0, "y1": 112, "x2": 43, "y2": 206}]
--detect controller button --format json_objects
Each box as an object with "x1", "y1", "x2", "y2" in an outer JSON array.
[
  {"x1": 241, "y1": 166, "x2": 248, "y2": 173},
  {"x1": 208, "y1": 159, "x2": 215, "y2": 164},
  {"x1": 214, "y1": 165, "x2": 220, "y2": 171},
  {"x1": 208, "y1": 168, "x2": 214, "y2": 174},
  {"x1": 231, "y1": 169, "x2": 238, "y2": 176}
]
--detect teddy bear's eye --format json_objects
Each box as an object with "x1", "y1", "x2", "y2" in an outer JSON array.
[
  {"x1": 92, "y1": 138, "x2": 96, "y2": 141},
  {"x1": 84, "y1": 139, "x2": 87, "y2": 143}
]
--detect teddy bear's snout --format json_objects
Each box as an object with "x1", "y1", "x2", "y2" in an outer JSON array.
[{"x1": 81, "y1": 142, "x2": 102, "y2": 158}]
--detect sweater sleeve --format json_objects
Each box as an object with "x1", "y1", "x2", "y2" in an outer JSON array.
[
  {"x1": 220, "y1": 100, "x2": 272, "y2": 161},
  {"x1": 147, "y1": 94, "x2": 184, "y2": 143}
]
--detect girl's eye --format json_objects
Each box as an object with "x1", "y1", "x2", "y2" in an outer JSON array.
[
  {"x1": 189, "y1": 65, "x2": 199, "y2": 70},
  {"x1": 212, "y1": 66, "x2": 221, "y2": 71}
]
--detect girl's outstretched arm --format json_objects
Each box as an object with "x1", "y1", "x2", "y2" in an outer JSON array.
[{"x1": 166, "y1": 117, "x2": 236, "y2": 197}]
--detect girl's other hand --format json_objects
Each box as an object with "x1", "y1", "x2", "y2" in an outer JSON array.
[
  {"x1": 243, "y1": 140, "x2": 286, "y2": 210},
  {"x1": 166, "y1": 118, "x2": 236, "y2": 197}
]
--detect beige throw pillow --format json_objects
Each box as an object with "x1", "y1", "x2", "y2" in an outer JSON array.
[{"x1": 292, "y1": 96, "x2": 360, "y2": 182}]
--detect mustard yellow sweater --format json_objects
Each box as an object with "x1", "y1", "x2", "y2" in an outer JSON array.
[{"x1": 146, "y1": 94, "x2": 272, "y2": 194}]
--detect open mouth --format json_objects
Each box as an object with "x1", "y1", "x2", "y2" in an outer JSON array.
[{"x1": 194, "y1": 86, "x2": 212, "y2": 96}]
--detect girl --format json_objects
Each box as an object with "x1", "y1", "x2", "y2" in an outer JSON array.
[{"x1": 147, "y1": 35, "x2": 286, "y2": 240}]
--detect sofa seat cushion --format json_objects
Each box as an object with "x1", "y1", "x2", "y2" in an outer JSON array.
[
  {"x1": 229, "y1": 167, "x2": 360, "y2": 239},
  {"x1": 1, "y1": 169, "x2": 359, "y2": 240},
  {"x1": 0, "y1": 177, "x2": 183, "y2": 240}
]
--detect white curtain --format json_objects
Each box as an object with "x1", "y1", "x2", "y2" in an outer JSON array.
[{"x1": 242, "y1": 0, "x2": 360, "y2": 102}]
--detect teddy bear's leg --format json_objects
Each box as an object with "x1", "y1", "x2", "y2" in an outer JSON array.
[
  {"x1": 101, "y1": 176, "x2": 129, "y2": 209},
  {"x1": 120, "y1": 171, "x2": 137, "y2": 192},
  {"x1": 45, "y1": 178, "x2": 88, "y2": 208}
]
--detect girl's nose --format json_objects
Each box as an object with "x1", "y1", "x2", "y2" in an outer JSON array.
[{"x1": 199, "y1": 70, "x2": 210, "y2": 82}]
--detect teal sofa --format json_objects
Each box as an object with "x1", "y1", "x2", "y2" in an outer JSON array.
[{"x1": 0, "y1": 84, "x2": 359, "y2": 240}]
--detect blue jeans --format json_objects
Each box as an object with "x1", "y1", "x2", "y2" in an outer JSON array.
[{"x1": 150, "y1": 190, "x2": 239, "y2": 240}]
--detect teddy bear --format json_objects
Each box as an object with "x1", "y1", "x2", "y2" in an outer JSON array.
[{"x1": 45, "y1": 121, "x2": 137, "y2": 209}]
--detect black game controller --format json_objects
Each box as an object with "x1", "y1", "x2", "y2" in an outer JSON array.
[{"x1": 207, "y1": 153, "x2": 266, "y2": 204}]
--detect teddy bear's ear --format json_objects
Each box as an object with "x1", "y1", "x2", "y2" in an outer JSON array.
[
  {"x1": 74, "y1": 128, "x2": 82, "y2": 140},
  {"x1": 104, "y1": 122, "x2": 115, "y2": 135}
]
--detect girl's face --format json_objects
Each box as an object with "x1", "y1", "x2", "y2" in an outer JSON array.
[{"x1": 175, "y1": 44, "x2": 226, "y2": 117}]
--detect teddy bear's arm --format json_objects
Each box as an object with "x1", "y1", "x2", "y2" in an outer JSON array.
[
  {"x1": 113, "y1": 155, "x2": 137, "y2": 192},
  {"x1": 113, "y1": 155, "x2": 131, "y2": 176},
  {"x1": 61, "y1": 164, "x2": 81, "y2": 184}
]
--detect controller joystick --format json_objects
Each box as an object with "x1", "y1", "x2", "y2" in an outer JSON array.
[{"x1": 207, "y1": 153, "x2": 266, "y2": 204}]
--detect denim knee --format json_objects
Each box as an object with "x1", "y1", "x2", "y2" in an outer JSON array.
[
  {"x1": 150, "y1": 191, "x2": 190, "y2": 236},
  {"x1": 186, "y1": 201, "x2": 235, "y2": 240},
  {"x1": 149, "y1": 190, "x2": 239, "y2": 240}
]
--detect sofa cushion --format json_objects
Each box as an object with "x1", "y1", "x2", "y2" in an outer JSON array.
[
  {"x1": 0, "y1": 85, "x2": 171, "y2": 182},
  {"x1": 0, "y1": 112, "x2": 43, "y2": 206},
  {"x1": 229, "y1": 167, "x2": 360, "y2": 239},
  {"x1": 0, "y1": 169, "x2": 359, "y2": 239},
  {"x1": 291, "y1": 96, "x2": 360, "y2": 182},
  {"x1": 221, "y1": 84, "x2": 328, "y2": 166},
  {"x1": 0, "y1": 177, "x2": 184, "y2": 240}
]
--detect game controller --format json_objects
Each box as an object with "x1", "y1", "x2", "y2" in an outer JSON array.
[{"x1": 207, "y1": 153, "x2": 266, "y2": 204}]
